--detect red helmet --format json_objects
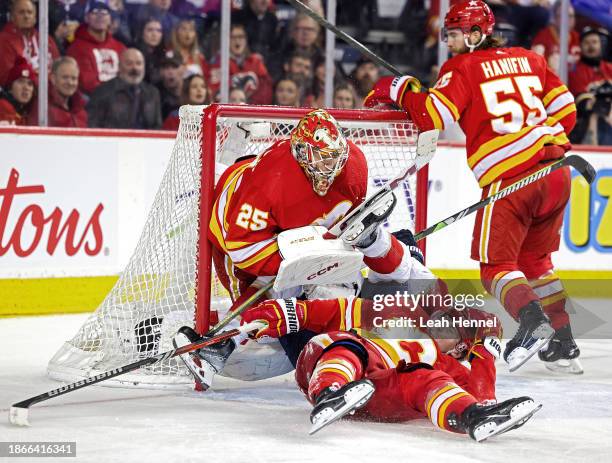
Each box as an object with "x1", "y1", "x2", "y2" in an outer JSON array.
[
  {"x1": 291, "y1": 109, "x2": 349, "y2": 196},
  {"x1": 444, "y1": 1, "x2": 495, "y2": 36}
]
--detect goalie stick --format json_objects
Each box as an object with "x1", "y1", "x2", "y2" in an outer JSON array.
[
  {"x1": 8, "y1": 284, "x2": 270, "y2": 426},
  {"x1": 414, "y1": 154, "x2": 596, "y2": 241}
]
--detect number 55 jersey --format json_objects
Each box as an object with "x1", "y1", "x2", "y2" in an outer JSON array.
[{"x1": 402, "y1": 47, "x2": 576, "y2": 188}]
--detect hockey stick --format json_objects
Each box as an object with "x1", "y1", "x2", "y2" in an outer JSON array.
[
  {"x1": 8, "y1": 283, "x2": 271, "y2": 426},
  {"x1": 414, "y1": 154, "x2": 596, "y2": 241},
  {"x1": 286, "y1": 0, "x2": 402, "y2": 76}
]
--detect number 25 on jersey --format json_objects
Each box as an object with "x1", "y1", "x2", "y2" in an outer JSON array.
[{"x1": 236, "y1": 203, "x2": 269, "y2": 231}]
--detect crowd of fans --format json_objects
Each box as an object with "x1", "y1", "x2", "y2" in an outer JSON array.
[{"x1": 0, "y1": 0, "x2": 610, "y2": 145}]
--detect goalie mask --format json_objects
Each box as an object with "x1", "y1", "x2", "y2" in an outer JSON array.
[
  {"x1": 443, "y1": 0, "x2": 495, "y2": 51},
  {"x1": 291, "y1": 109, "x2": 349, "y2": 196}
]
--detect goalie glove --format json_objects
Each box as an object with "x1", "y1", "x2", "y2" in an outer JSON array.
[
  {"x1": 241, "y1": 298, "x2": 307, "y2": 339},
  {"x1": 363, "y1": 75, "x2": 422, "y2": 109}
]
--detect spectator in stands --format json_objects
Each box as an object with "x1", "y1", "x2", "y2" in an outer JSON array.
[
  {"x1": 162, "y1": 73, "x2": 210, "y2": 130},
  {"x1": 136, "y1": 18, "x2": 166, "y2": 86},
  {"x1": 157, "y1": 51, "x2": 184, "y2": 119},
  {"x1": 332, "y1": 82, "x2": 357, "y2": 109},
  {"x1": 233, "y1": 0, "x2": 278, "y2": 61},
  {"x1": 49, "y1": 2, "x2": 80, "y2": 55},
  {"x1": 303, "y1": 57, "x2": 328, "y2": 108},
  {"x1": 171, "y1": 18, "x2": 209, "y2": 79},
  {"x1": 489, "y1": 0, "x2": 551, "y2": 48},
  {"x1": 0, "y1": 0, "x2": 60, "y2": 88},
  {"x1": 209, "y1": 23, "x2": 272, "y2": 105},
  {"x1": 87, "y1": 47, "x2": 162, "y2": 129},
  {"x1": 67, "y1": 1, "x2": 127, "y2": 96},
  {"x1": 108, "y1": 0, "x2": 132, "y2": 46},
  {"x1": 349, "y1": 56, "x2": 379, "y2": 106},
  {"x1": 0, "y1": 57, "x2": 36, "y2": 126},
  {"x1": 268, "y1": 13, "x2": 323, "y2": 81},
  {"x1": 532, "y1": 1, "x2": 581, "y2": 70},
  {"x1": 569, "y1": 27, "x2": 612, "y2": 96},
  {"x1": 569, "y1": 27, "x2": 612, "y2": 146},
  {"x1": 47, "y1": 57, "x2": 88, "y2": 128},
  {"x1": 273, "y1": 77, "x2": 300, "y2": 107},
  {"x1": 283, "y1": 50, "x2": 313, "y2": 91},
  {"x1": 229, "y1": 86, "x2": 247, "y2": 104},
  {"x1": 133, "y1": 0, "x2": 179, "y2": 43}
]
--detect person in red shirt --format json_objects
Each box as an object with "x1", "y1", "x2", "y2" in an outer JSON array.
[
  {"x1": 48, "y1": 57, "x2": 88, "y2": 128},
  {"x1": 365, "y1": 1, "x2": 580, "y2": 374},
  {"x1": 0, "y1": 0, "x2": 60, "y2": 88},
  {"x1": 0, "y1": 57, "x2": 37, "y2": 126},
  {"x1": 208, "y1": 23, "x2": 273, "y2": 105},
  {"x1": 66, "y1": 1, "x2": 126, "y2": 96},
  {"x1": 568, "y1": 27, "x2": 612, "y2": 96},
  {"x1": 531, "y1": 2, "x2": 581, "y2": 70}
]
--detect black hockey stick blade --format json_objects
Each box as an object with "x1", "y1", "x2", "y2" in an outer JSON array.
[{"x1": 566, "y1": 154, "x2": 596, "y2": 184}]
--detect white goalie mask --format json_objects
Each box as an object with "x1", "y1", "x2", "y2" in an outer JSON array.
[{"x1": 291, "y1": 109, "x2": 349, "y2": 196}]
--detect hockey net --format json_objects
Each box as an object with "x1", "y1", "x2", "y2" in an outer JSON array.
[{"x1": 47, "y1": 105, "x2": 429, "y2": 388}]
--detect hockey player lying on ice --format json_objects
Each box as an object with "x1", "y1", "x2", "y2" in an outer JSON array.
[
  {"x1": 364, "y1": 0, "x2": 581, "y2": 374},
  {"x1": 240, "y1": 295, "x2": 541, "y2": 440}
]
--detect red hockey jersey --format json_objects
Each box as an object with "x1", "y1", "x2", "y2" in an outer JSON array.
[
  {"x1": 402, "y1": 47, "x2": 577, "y2": 187},
  {"x1": 208, "y1": 139, "x2": 368, "y2": 278}
]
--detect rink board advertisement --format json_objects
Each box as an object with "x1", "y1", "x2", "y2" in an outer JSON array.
[{"x1": 0, "y1": 129, "x2": 611, "y2": 315}]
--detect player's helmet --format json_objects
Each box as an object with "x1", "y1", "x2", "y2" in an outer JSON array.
[
  {"x1": 291, "y1": 109, "x2": 349, "y2": 196},
  {"x1": 443, "y1": 0, "x2": 495, "y2": 38}
]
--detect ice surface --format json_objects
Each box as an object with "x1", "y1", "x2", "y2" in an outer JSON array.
[{"x1": 1, "y1": 310, "x2": 611, "y2": 463}]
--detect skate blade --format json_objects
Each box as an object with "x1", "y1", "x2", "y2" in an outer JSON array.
[
  {"x1": 507, "y1": 333, "x2": 554, "y2": 372},
  {"x1": 544, "y1": 358, "x2": 584, "y2": 375},
  {"x1": 474, "y1": 400, "x2": 542, "y2": 442},
  {"x1": 309, "y1": 382, "x2": 375, "y2": 435}
]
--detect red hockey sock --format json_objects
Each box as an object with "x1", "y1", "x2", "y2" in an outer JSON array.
[
  {"x1": 425, "y1": 383, "x2": 477, "y2": 433},
  {"x1": 529, "y1": 272, "x2": 569, "y2": 330},
  {"x1": 307, "y1": 347, "x2": 364, "y2": 403},
  {"x1": 363, "y1": 234, "x2": 404, "y2": 274},
  {"x1": 481, "y1": 264, "x2": 540, "y2": 320}
]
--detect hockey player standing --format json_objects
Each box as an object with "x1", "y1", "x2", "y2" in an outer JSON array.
[{"x1": 365, "y1": 0, "x2": 581, "y2": 373}]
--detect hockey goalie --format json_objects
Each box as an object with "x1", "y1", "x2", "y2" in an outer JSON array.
[{"x1": 173, "y1": 108, "x2": 433, "y2": 389}]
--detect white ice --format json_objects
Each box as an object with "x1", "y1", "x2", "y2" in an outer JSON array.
[{"x1": 1, "y1": 309, "x2": 612, "y2": 463}]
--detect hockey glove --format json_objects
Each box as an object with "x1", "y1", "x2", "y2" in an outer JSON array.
[
  {"x1": 241, "y1": 298, "x2": 307, "y2": 339},
  {"x1": 363, "y1": 75, "x2": 422, "y2": 109},
  {"x1": 468, "y1": 337, "x2": 502, "y2": 363},
  {"x1": 392, "y1": 228, "x2": 424, "y2": 265}
]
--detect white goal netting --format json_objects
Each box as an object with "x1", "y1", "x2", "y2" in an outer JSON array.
[{"x1": 47, "y1": 105, "x2": 425, "y2": 388}]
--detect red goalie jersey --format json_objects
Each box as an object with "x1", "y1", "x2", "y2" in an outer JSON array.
[
  {"x1": 402, "y1": 47, "x2": 576, "y2": 187},
  {"x1": 208, "y1": 139, "x2": 368, "y2": 299}
]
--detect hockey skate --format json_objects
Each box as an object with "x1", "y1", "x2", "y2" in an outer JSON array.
[
  {"x1": 173, "y1": 326, "x2": 236, "y2": 390},
  {"x1": 339, "y1": 192, "x2": 397, "y2": 247},
  {"x1": 504, "y1": 301, "x2": 555, "y2": 372},
  {"x1": 538, "y1": 324, "x2": 583, "y2": 374},
  {"x1": 309, "y1": 379, "x2": 375, "y2": 435},
  {"x1": 457, "y1": 396, "x2": 542, "y2": 442}
]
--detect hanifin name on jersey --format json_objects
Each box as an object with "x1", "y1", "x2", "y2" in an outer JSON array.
[{"x1": 481, "y1": 56, "x2": 533, "y2": 79}]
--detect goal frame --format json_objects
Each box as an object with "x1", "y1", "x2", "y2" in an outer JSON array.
[{"x1": 195, "y1": 104, "x2": 430, "y2": 335}]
